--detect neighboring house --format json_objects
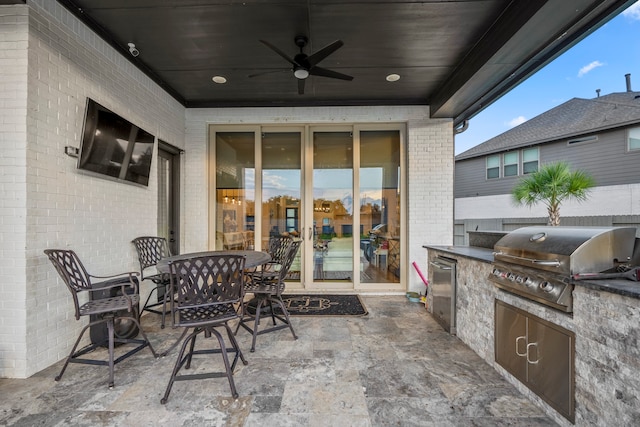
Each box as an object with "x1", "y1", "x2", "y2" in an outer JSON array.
[{"x1": 454, "y1": 80, "x2": 640, "y2": 244}]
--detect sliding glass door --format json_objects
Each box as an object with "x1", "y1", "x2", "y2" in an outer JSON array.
[
  {"x1": 307, "y1": 130, "x2": 354, "y2": 286},
  {"x1": 210, "y1": 124, "x2": 404, "y2": 292}
]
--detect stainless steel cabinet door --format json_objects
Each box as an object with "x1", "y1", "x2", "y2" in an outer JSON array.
[
  {"x1": 495, "y1": 300, "x2": 527, "y2": 383},
  {"x1": 527, "y1": 316, "x2": 575, "y2": 421}
]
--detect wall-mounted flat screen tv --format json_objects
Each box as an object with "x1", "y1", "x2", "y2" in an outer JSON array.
[{"x1": 78, "y1": 98, "x2": 155, "y2": 186}]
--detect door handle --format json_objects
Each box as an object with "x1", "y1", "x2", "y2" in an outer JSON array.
[
  {"x1": 515, "y1": 336, "x2": 527, "y2": 357},
  {"x1": 526, "y1": 342, "x2": 539, "y2": 364},
  {"x1": 308, "y1": 227, "x2": 312, "y2": 240}
]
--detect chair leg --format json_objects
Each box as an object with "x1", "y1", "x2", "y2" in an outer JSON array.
[
  {"x1": 224, "y1": 323, "x2": 248, "y2": 369},
  {"x1": 107, "y1": 318, "x2": 116, "y2": 389},
  {"x1": 250, "y1": 297, "x2": 266, "y2": 352},
  {"x1": 141, "y1": 286, "x2": 158, "y2": 314},
  {"x1": 271, "y1": 296, "x2": 298, "y2": 340},
  {"x1": 210, "y1": 326, "x2": 240, "y2": 399},
  {"x1": 160, "y1": 325, "x2": 245, "y2": 404},
  {"x1": 161, "y1": 327, "x2": 199, "y2": 404},
  {"x1": 54, "y1": 322, "x2": 93, "y2": 382},
  {"x1": 160, "y1": 284, "x2": 173, "y2": 329},
  {"x1": 185, "y1": 329, "x2": 199, "y2": 369}
]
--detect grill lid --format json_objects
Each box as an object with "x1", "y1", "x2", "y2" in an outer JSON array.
[{"x1": 493, "y1": 226, "x2": 637, "y2": 275}]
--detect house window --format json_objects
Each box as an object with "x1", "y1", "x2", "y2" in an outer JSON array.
[
  {"x1": 486, "y1": 155, "x2": 500, "y2": 179},
  {"x1": 629, "y1": 127, "x2": 640, "y2": 151},
  {"x1": 503, "y1": 152, "x2": 518, "y2": 177},
  {"x1": 522, "y1": 148, "x2": 539, "y2": 174}
]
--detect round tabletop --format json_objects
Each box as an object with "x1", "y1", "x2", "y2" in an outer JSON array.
[{"x1": 156, "y1": 250, "x2": 271, "y2": 273}]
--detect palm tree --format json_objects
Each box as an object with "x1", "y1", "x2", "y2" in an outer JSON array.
[{"x1": 512, "y1": 161, "x2": 595, "y2": 226}]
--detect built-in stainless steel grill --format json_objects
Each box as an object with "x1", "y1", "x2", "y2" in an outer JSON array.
[{"x1": 489, "y1": 226, "x2": 637, "y2": 312}]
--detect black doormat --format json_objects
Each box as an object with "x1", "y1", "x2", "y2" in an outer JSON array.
[{"x1": 280, "y1": 294, "x2": 368, "y2": 316}]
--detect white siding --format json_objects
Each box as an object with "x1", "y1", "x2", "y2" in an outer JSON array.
[{"x1": 455, "y1": 183, "x2": 640, "y2": 220}]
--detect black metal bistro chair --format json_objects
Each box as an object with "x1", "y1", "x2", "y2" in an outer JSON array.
[
  {"x1": 161, "y1": 254, "x2": 248, "y2": 403},
  {"x1": 132, "y1": 236, "x2": 172, "y2": 328},
  {"x1": 43, "y1": 249, "x2": 157, "y2": 389},
  {"x1": 235, "y1": 237, "x2": 301, "y2": 352}
]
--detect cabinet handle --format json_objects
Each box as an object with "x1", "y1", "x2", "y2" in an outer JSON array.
[
  {"x1": 526, "y1": 342, "x2": 539, "y2": 364},
  {"x1": 515, "y1": 336, "x2": 527, "y2": 357}
]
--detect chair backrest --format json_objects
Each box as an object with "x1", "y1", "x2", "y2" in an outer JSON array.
[
  {"x1": 276, "y1": 239, "x2": 301, "y2": 283},
  {"x1": 267, "y1": 235, "x2": 293, "y2": 263},
  {"x1": 132, "y1": 236, "x2": 171, "y2": 279},
  {"x1": 169, "y1": 254, "x2": 246, "y2": 325},
  {"x1": 44, "y1": 249, "x2": 92, "y2": 293},
  {"x1": 44, "y1": 249, "x2": 92, "y2": 319}
]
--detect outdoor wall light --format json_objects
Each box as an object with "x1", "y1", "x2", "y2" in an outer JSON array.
[{"x1": 64, "y1": 146, "x2": 79, "y2": 157}]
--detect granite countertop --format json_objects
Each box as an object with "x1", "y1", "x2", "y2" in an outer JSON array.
[
  {"x1": 423, "y1": 245, "x2": 494, "y2": 263},
  {"x1": 423, "y1": 244, "x2": 640, "y2": 299}
]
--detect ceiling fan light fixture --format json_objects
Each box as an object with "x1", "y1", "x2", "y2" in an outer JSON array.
[
  {"x1": 294, "y1": 67, "x2": 310, "y2": 79},
  {"x1": 212, "y1": 75, "x2": 227, "y2": 84},
  {"x1": 386, "y1": 73, "x2": 400, "y2": 82}
]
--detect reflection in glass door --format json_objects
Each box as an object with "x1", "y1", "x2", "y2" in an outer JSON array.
[
  {"x1": 261, "y1": 131, "x2": 302, "y2": 285},
  {"x1": 210, "y1": 125, "x2": 404, "y2": 292},
  {"x1": 359, "y1": 130, "x2": 401, "y2": 284},
  {"x1": 311, "y1": 131, "x2": 353, "y2": 284},
  {"x1": 213, "y1": 131, "x2": 256, "y2": 251}
]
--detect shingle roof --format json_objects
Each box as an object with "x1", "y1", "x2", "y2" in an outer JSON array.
[{"x1": 456, "y1": 91, "x2": 640, "y2": 160}]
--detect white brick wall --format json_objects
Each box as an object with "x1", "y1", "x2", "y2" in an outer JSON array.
[
  {"x1": 185, "y1": 107, "x2": 454, "y2": 294},
  {"x1": 0, "y1": 1, "x2": 186, "y2": 378},
  {"x1": 0, "y1": 4, "x2": 29, "y2": 379}
]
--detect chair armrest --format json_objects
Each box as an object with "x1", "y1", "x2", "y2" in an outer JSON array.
[
  {"x1": 90, "y1": 271, "x2": 140, "y2": 280},
  {"x1": 88, "y1": 272, "x2": 140, "y2": 294}
]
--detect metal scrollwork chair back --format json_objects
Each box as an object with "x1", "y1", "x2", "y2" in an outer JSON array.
[
  {"x1": 44, "y1": 249, "x2": 156, "y2": 389},
  {"x1": 160, "y1": 254, "x2": 248, "y2": 403},
  {"x1": 132, "y1": 236, "x2": 173, "y2": 328},
  {"x1": 235, "y1": 237, "x2": 301, "y2": 352}
]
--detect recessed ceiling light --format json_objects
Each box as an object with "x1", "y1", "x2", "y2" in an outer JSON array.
[
  {"x1": 212, "y1": 76, "x2": 227, "y2": 84},
  {"x1": 386, "y1": 73, "x2": 400, "y2": 82}
]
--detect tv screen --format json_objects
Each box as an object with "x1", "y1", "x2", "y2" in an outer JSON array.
[{"x1": 78, "y1": 98, "x2": 155, "y2": 186}]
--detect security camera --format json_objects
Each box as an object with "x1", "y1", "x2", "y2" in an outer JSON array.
[{"x1": 128, "y1": 43, "x2": 139, "y2": 57}]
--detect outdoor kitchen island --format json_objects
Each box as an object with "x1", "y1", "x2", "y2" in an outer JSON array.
[{"x1": 424, "y1": 234, "x2": 640, "y2": 427}]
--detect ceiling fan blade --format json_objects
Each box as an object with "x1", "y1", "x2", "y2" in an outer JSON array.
[
  {"x1": 248, "y1": 69, "x2": 289, "y2": 78},
  {"x1": 298, "y1": 78, "x2": 305, "y2": 95},
  {"x1": 306, "y1": 40, "x2": 344, "y2": 67},
  {"x1": 309, "y1": 66, "x2": 353, "y2": 81},
  {"x1": 259, "y1": 40, "x2": 297, "y2": 65}
]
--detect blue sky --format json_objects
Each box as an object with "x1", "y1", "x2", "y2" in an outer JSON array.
[{"x1": 455, "y1": 1, "x2": 640, "y2": 155}]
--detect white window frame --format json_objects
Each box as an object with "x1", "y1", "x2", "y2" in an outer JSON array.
[
  {"x1": 628, "y1": 127, "x2": 640, "y2": 151},
  {"x1": 486, "y1": 155, "x2": 500, "y2": 179},
  {"x1": 503, "y1": 152, "x2": 519, "y2": 177},
  {"x1": 522, "y1": 147, "x2": 539, "y2": 174}
]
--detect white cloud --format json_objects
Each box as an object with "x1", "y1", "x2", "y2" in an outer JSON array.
[
  {"x1": 577, "y1": 60, "x2": 604, "y2": 77},
  {"x1": 622, "y1": 1, "x2": 640, "y2": 20},
  {"x1": 506, "y1": 116, "x2": 526, "y2": 127}
]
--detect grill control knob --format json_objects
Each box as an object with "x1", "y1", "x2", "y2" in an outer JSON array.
[{"x1": 540, "y1": 281, "x2": 554, "y2": 293}]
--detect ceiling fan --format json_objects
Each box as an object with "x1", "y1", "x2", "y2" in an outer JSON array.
[{"x1": 250, "y1": 35, "x2": 353, "y2": 95}]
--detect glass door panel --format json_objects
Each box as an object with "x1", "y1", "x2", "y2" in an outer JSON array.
[
  {"x1": 312, "y1": 131, "x2": 353, "y2": 283},
  {"x1": 214, "y1": 132, "x2": 256, "y2": 250},
  {"x1": 359, "y1": 130, "x2": 401, "y2": 283},
  {"x1": 262, "y1": 131, "x2": 302, "y2": 284}
]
